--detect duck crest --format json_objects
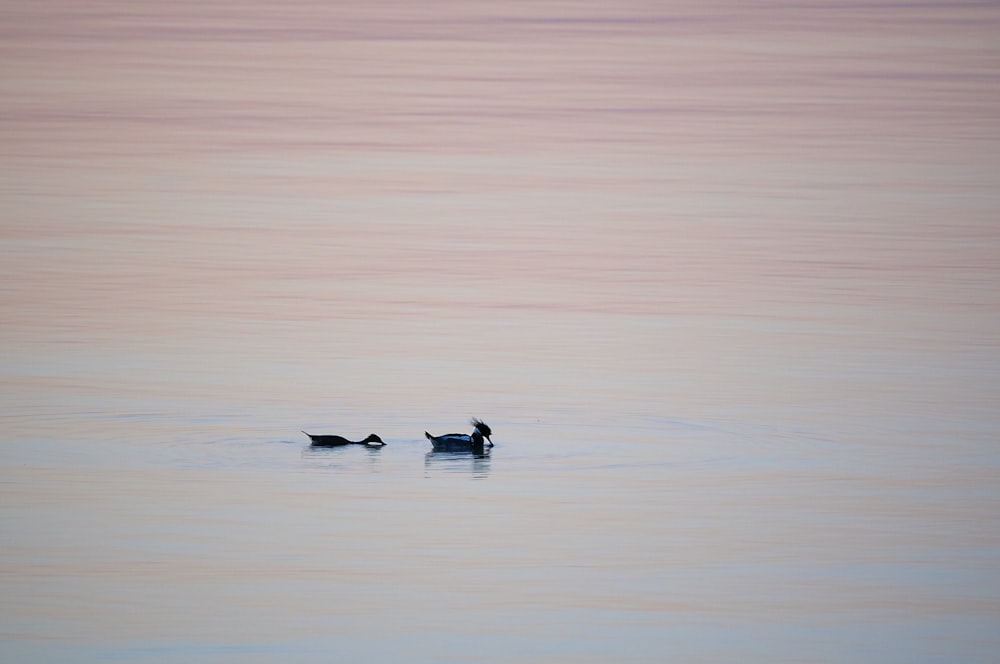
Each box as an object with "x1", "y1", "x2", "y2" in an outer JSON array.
[{"x1": 471, "y1": 418, "x2": 492, "y2": 438}]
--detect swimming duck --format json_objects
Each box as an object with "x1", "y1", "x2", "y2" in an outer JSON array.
[
  {"x1": 425, "y1": 419, "x2": 493, "y2": 451},
  {"x1": 302, "y1": 432, "x2": 385, "y2": 447}
]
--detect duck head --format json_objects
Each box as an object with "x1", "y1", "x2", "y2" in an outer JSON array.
[
  {"x1": 364, "y1": 434, "x2": 386, "y2": 446},
  {"x1": 471, "y1": 419, "x2": 493, "y2": 447}
]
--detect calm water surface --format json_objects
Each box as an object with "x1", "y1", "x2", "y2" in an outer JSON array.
[{"x1": 2, "y1": 2, "x2": 999, "y2": 662}]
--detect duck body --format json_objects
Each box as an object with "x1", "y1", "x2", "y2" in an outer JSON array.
[
  {"x1": 425, "y1": 419, "x2": 493, "y2": 452},
  {"x1": 302, "y1": 432, "x2": 385, "y2": 447}
]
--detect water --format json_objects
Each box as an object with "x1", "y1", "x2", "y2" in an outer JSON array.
[{"x1": 2, "y1": 2, "x2": 999, "y2": 662}]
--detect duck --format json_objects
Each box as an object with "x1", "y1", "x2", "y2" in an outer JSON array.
[
  {"x1": 425, "y1": 418, "x2": 493, "y2": 451},
  {"x1": 302, "y1": 432, "x2": 386, "y2": 447}
]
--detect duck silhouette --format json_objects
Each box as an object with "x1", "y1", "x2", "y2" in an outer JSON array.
[
  {"x1": 302, "y1": 432, "x2": 385, "y2": 447},
  {"x1": 425, "y1": 419, "x2": 493, "y2": 451}
]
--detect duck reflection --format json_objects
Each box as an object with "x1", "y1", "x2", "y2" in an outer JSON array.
[
  {"x1": 302, "y1": 441, "x2": 385, "y2": 469},
  {"x1": 424, "y1": 449, "x2": 491, "y2": 478}
]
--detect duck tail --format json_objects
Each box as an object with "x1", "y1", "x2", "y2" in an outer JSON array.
[{"x1": 425, "y1": 431, "x2": 432, "y2": 440}]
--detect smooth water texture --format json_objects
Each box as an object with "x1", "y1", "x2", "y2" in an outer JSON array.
[{"x1": 2, "y1": 2, "x2": 999, "y2": 662}]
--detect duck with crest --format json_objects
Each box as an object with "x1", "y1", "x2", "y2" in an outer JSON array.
[
  {"x1": 302, "y1": 431, "x2": 386, "y2": 447},
  {"x1": 425, "y1": 418, "x2": 493, "y2": 451}
]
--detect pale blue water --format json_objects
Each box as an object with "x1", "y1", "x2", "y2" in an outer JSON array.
[{"x1": 3, "y1": 1, "x2": 1000, "y2": 662}]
